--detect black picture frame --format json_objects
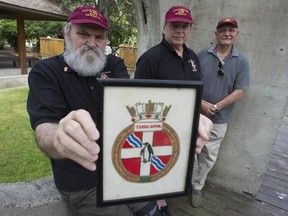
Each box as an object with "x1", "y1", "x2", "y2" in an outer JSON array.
[{"x1": 95, "y1": 78, "x2": 203, "y2": 207}]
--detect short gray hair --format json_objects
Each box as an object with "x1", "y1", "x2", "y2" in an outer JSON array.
[{"x1": 63, "y1": 22, "x2": 72, "y2": 34}]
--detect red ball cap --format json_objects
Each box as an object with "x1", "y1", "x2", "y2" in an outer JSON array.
[
  {"x1": 165, "y1": 6, "x2": 194, "y2": 24},
  {"x1": 217, "y1": 17, "x2": 238, "y2": 28},
  {"x1": 68, "y1": 6, "x2": 110, "y2": 31}
]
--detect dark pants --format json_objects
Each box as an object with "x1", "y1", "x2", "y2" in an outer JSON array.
[{"x1": 59, "y1": 187, "x2": 161, "y2": 216}]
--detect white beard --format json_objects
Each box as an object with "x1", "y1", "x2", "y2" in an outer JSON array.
[{"x1": 63, "y1": 37, "x2": 107, "y2": 77}]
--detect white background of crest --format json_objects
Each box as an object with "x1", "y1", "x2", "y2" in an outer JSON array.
[{"x1": 102, "y1": 86, "x2": 197, "y2": 200}]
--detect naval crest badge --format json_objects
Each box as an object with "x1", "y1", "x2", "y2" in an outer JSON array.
[{"x1": 112, "y1": 100, "x2": 180, "y2": 183}]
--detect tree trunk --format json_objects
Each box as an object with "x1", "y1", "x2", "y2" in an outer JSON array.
[{"x1": 131, "y1": 0, "x2": 161, "y2": 57}]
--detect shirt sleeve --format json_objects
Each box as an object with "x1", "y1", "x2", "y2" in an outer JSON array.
[
  {"x1": 27, "y1": 63, "x2": 65, "y2": 130},
  {"x1": 234, "y1": 54, "x2": 249, "y2": 90},
  {"x1": 134, "y1": 55, "x2": 156, "y2": 79}
]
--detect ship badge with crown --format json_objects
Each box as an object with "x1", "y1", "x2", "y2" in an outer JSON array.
[{"x1": 112, "y1": 100, "x2": 180, "y2": 183}]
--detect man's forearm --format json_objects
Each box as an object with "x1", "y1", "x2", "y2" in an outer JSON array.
[
  {"x1": 35, "y1": 123, "x2": 62, "y2": 159},
  {"x1": 217, "y1": 89, "x2": 244, "y2": 110}
]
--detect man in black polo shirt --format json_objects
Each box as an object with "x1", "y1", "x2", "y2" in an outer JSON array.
[
  {"x1": 27, "y1": 5, "x2": 162, "y2": 216},
  {"x1": 134, "y1": 5, "x2": 200, "y2": 81},
  {"x1": 134, "y1": 5, "x2": 212, "y2": 216}
]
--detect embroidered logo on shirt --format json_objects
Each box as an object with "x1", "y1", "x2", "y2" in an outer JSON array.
[{"x1": 188, "y1": 60, "x2": 197, "y2": 72}]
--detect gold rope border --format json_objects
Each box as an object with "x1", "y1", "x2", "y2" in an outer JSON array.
[{"x1": 112, "y1": 123, "x2": 180, "y2": 183}]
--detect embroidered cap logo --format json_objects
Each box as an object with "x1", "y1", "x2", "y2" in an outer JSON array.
[
  {"x1": 174, "y1": 8, "x2": 189, "y2": 16},
  {"x1": 82, "y1": 9, "x2": 102, "y2": 20}
]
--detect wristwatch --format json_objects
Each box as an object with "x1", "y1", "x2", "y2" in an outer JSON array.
[{"x1": 213, "y1": 104, "x2": 219, "y2": 112}]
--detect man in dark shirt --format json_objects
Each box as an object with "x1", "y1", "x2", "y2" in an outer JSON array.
[
  {"x1": 27, "y1": 6, "x2": 162, "y2": 216},
  {"x1": 134, "y1": 6, "x2": 200, "y2": 81},
  {"x1": 134, "y1": 5, "x2": 213, "y2": 215}
]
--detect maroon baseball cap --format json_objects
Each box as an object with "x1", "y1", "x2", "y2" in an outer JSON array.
[
  {"x1": 217, "y1": 17, "x2": 238, "y2": 28},
  {"x1": 68, "y1": 6, "x2": 110, "y2": 31},
  {"x1": 165, "y1": 6, "x2": 194, "y2": 24}
]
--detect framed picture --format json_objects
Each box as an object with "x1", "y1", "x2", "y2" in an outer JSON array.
[{"x1": 95, "y1": 78, "x2": 203, "y2": 207}]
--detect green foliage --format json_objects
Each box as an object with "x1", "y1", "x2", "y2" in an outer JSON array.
[
  {"x1": 25, "y1": 21, "x2": 66, "y2": 52},
  {"x1": 0, "y1": 19, "x2": 66, "y2": 52},
  {"x1": 0, "y1": 20, "x2": 17, "y2": 50},
  {"x1": 0, "y1": 40, "x2": 5, "y2": 49},
  {"x1": 51, "y1": 0, "x2": 87, "y2": 11},
  {"x1": 105, "y1": 1, "x2": 137, "y2": 53},
  {"x1": 0, "y1": 87, "x2": 52, "y2": 183},
  {"x1": 47, "y1": 0, "x2": 137, "y2": 54},
  {"x1": 52, "y1": 0, "x2": 137, "y2": 53},
  {"x1": 0, "y1": 0, "x2": 137, "y2": 54},
  {"x1": 25, "y1": 21, "x2": 65, "y2": 40}
]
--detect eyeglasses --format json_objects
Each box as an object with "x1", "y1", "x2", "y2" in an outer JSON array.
[{"x1": 218, "y1": 61, "x2": 224, "y2": 76}]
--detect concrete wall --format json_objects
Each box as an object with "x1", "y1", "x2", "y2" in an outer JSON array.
[
  {"x1": 188, "y1": 0, "x2": 288, "y2": 195},
  {"x1": 126, "y1": 0, "x2": 287, "y2": 197},
  {"x1": 0, "y1": 67, "x2": 31, "y2": 89},
  {"x1": 0, "y1": 75, "x2": 28, "y2": 89},
  {"x1": 155, "y1": 0, "x2": 288, "y2": 195},
  {"x1": 0, "y1": 177, "x2": 76, "y2": 216}
]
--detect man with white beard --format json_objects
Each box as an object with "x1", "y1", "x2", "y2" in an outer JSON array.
[
  {"x1": 27, "y1": 5, "x2": 212, "y2": 216},
  {"x1": 27, "y1": 6, "x2": 163, "y2": 216}
]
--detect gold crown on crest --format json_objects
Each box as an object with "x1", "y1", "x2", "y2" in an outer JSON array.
[{"x1": 126, "y1": 100, "x2": 171, "y2": 122}]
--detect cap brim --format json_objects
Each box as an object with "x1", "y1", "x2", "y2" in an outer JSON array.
[
  {"x1": 165, "y1": 18, "x2": 194, "y2": 24},
  {"x1": 217, "y1": 22, "x2": 238, "y2": 28},
  {"x1": 70, "y1": 19, "x2": 111, "y2": 31}
]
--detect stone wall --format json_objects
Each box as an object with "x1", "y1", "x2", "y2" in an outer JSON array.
[
  {"x1": 0, "y1": 75, "x2": 28, "y2": 89},
  {"x1": 0, "y1": 177, "x2": 76, "y2": 216}
]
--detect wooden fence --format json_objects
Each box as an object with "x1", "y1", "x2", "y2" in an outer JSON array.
[
  {"x1": 39, "y1": 37, "x2": 64, "y2": 58},
  {"x1": 118, "y1": 44, "x2": 137, "y2": 72}
]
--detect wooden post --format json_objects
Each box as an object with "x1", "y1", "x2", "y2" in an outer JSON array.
[{"x1": 16, "y1": 16, "x2": 27, "y2": 75}]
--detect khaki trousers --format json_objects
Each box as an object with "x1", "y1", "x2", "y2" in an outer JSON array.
[{"x1": 192, "y1": 123, "x2": 227, "y2": 190}]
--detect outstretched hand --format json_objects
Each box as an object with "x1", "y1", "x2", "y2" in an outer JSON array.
[
  {"x1": 35, "y1": 110, "x2": 100, "y2": 171},
  {"x1": 52, "y1": 109, "x2": 100, "y2": 171}
]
